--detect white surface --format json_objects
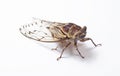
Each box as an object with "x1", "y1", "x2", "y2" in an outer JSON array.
[{"x1": 0, "y1": 0, "x2": 120, "y2": 76}]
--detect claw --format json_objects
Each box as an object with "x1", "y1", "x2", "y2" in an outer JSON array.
[
  {"x1": 57, "y1": 57, "x2": 61, "y2": 61},
  {"x1": 51, "y1": 48, "x2": 57, "y2": 50},
  {"x1": 95, "y1": 44, "x2": 102, "y2": 47}
]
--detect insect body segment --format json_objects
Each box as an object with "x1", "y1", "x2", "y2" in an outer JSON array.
[
  {"x1": 19, "y1": 18, "x2": 101, "y2": 60},
  {"x1": 62, "y1": 23, "x2": 82, "y2": 38}
]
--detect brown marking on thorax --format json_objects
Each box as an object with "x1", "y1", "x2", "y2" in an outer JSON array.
[
  {"x1": 63, "y1": 23, "x2": 73, "y2": 32},
  {"x1": 62, "y1": 23, "x2": 81, "y2": 38},
  {"x1": 69, "y1": 24, "x2": 81, "y2": 35}
]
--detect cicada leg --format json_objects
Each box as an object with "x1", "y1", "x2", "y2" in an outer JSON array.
[
  {"x1": 57, "y1": 42, "x2": 71, "y2": 61},
  {"x1": 80, "y1": 38, "x2": 102, "y2": 47},
  {"x1": 74, "y1": 40, "x2": 84, "y2": 58}
]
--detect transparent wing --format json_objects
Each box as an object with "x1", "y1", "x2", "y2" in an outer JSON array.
[{"x1": 19, "y1": 18, "x2": 62, "y2": 42}]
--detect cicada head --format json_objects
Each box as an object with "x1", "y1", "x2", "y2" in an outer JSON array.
[{"x1": 79, "y1": 26, "x2": 87, "y2": 39}]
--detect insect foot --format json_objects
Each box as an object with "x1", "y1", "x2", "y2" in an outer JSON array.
[
  {"x1": 57, "y1": 57, "x2": 62, "y2": 61},
  {"x1": 95, "y1": 44, "x2": 102, "y2": 47},
  {"x1": 57, "y1": 56, "x2": 62, "y2": 61},
  {"x1": 81, "y1": 55, "x2": 85, "y2": 59},
  {"x1": 51, "y1": 48, "x2": 57, "y2": 50}
]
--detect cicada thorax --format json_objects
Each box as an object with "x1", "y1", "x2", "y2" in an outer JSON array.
[
  {"x1": 61, "y1": 23, "x2": 82, "y2": 39},
  {"x1": 48, "y1": 23, "x2": 82, "y2": 39}
]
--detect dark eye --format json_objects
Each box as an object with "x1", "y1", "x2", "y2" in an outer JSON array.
[
  {"x1": 80, "y1": 33, "x2": 86, "y2": 38},
  {"x1": 80, "y1": 35, "x2": 85, "y2": 38}
]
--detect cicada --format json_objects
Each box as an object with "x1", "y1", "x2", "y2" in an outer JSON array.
[{"x1": 19, "y1": 18, "x2": 101, "y2": 60}]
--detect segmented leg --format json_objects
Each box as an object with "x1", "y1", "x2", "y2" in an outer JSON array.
[
  {"x1": 80, "y1": 38, "x2": 101, "y2": 47},
  {"x1": 57, "y1": 42, "x2": 71, "y2": 61},
  {"x1": 74, "y1": 40, "x2": 84, "y2": 58}
]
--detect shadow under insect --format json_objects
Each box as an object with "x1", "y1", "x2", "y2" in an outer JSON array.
[{"x1": 51, "y1": 40, "x2": 101, "y2": 61}]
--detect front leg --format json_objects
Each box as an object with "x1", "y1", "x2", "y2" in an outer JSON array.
[
  {"x1": 80, "y1": 38, "x2": 101, "y2": 47},
  {"x1": 74, "y1": 40, "x2": 84, "y2": 58}
]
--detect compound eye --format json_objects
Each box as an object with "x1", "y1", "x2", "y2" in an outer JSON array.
[
  {"x1": 80, "y1": 33, "x2": 86, "y2": 38},
  {"x1": 80, "y1": 35, "x2": 85, "y2": 38}
]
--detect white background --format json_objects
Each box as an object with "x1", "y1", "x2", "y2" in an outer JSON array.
[{"x1": 0, "y1": 0, "x2": 120, "y2": 76}]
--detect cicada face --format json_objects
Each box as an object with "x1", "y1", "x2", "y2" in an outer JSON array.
[{"x1": 78, "y1": 26, "x2": 87, "y2": 39}]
